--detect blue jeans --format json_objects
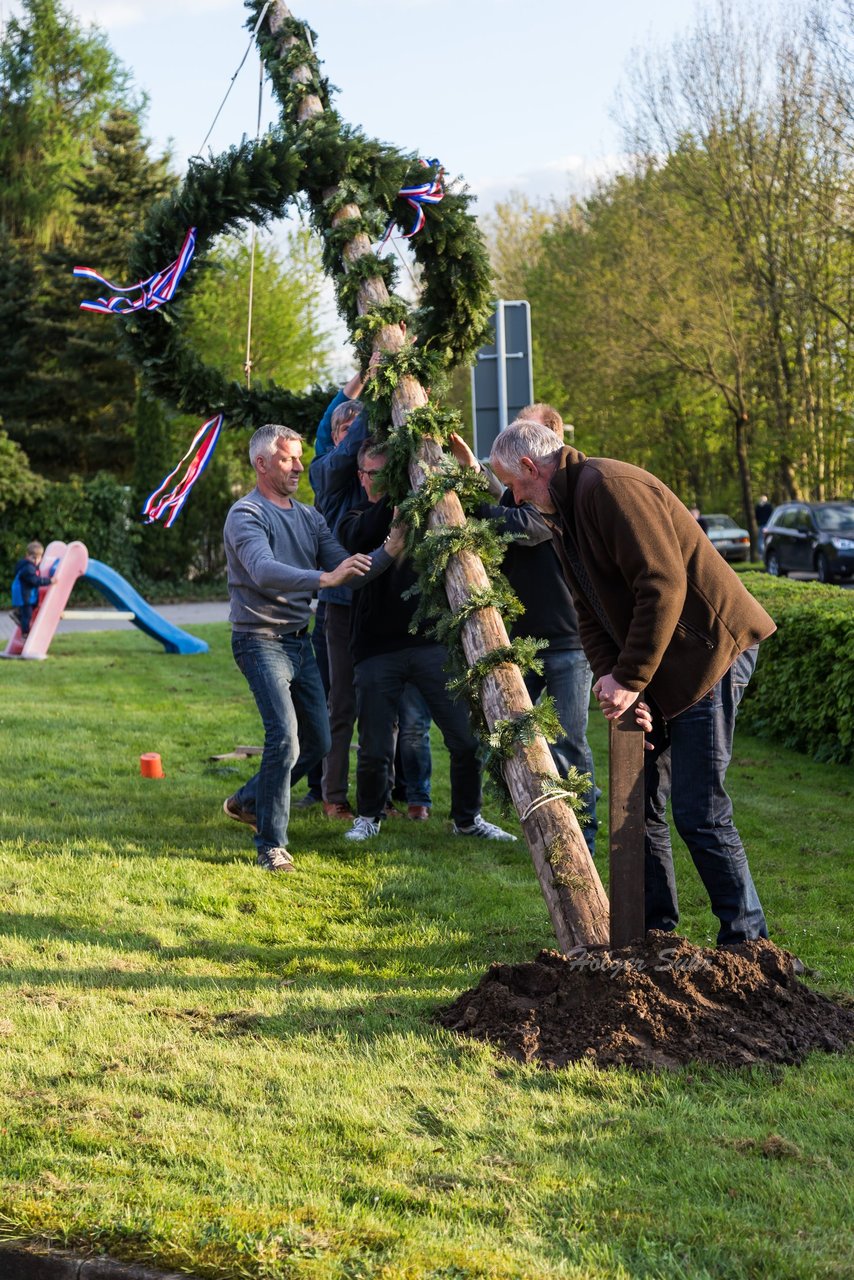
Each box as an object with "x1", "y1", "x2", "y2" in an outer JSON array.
[
  {"x1": 397, "y1": 683, "x2": 432, "y2": 805},
  {"x1": 354, "y1": 645, "x2": 481, "y2": 824},
  {"x1": 644, "y1": 645, "x2": 768, "y2": 945},
  {"x1": 525, "y1": 647, "x2": 597, "y2": 855},
  {"x1": 231, "y1": 631, "x2": 330, "y2": 855}
]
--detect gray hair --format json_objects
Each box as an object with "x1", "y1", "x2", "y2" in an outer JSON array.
[
  {"x1": 490, "y1": 419, "x2": 563, "y2": 476},
  {"x1": 331, "y1": 400, "x2": 363, "y2": 438},
  {"x1": 518, "y1": 402, "x2": 564, "y2": 438},
  {"x1": 356, "y1": 437, "x2": 383, "y2": 469},
  {"x1": 248, "y1": 424, "x2": 301, "y2": 466}
]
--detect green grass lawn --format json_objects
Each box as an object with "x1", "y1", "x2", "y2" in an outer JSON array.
[{"x1": 1, "y1": 624, "x2": 852, "y2": 1280}]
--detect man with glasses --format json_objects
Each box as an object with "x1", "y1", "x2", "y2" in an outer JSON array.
[{"x1": 337, "y1": 441, "x2": 516, "y2": 844}]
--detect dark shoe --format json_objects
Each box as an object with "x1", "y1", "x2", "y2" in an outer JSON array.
[
  {"x1": 407, "y1": 804, "x2": 430, "y2": 821},
  {"x1": 323, "y1": 801, "x2": 355, "y2": 821},
  {"x1": 384, "y1": 800, "x2": 404, "y2": 818},
  {"x1": 256, "y1": 846, "x2": 294, "y2": 872},
  {"x1": 223, "y1": 794, "x2": 257, "y2": 831},
  {"x1": 294, "y1": 791, "x2": 323, "y2": 810}
]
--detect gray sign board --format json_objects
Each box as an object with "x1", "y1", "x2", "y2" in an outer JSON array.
[{"x1": 471, "y1": 300, "x2": 534, "y2": 459}]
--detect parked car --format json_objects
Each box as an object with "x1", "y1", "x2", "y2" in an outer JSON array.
[
  {"x1": 701, "y1": 514, "x2": 751, "y2": 562},
  {"x1": 762, "y1": 501, "x2": 854, "y2": 582}
]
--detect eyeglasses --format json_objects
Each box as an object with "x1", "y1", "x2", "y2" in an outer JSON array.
[{"x1": 358, "y1": 467, "x2": 384, "y2": 477}]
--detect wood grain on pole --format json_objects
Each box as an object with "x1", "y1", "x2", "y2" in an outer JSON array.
[
  {"x1": 264, "y1": 2, "x2": 609, "y2": 949},
  {"x1": 608, "y1": 716, "x2": 646, "y2": 948}
]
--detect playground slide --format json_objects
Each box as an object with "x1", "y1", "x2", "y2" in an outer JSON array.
[
  {"x1": 82, "y1": 559, "x2": 208, "y2": 655},
  {"x1": 2, "y1": 540, "x2": 87, "y2": 660}
]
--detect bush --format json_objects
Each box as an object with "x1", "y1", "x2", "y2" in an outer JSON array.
[
  {"x1": 0, "y1": 472, "x2": 139, "y2": 604},
  {"x1": 739, "y1": 572, "x2": 854, "y2": 763}
]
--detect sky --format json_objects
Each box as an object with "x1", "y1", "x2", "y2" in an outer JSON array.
[
  {"x1": 2, "y1": 0, "x2": 704, "y2": 208},
  {"x1": 1, "y1": 0, "x2": 717, "y2": 375}
]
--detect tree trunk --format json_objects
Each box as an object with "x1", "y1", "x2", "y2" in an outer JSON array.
[{"x1": 263, "y1": 2, "x2": 610, "y2": 950}]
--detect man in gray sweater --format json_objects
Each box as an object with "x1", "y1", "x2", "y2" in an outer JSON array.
[{"x1": 223, "y1": 424, "x2": 404, "y2": 872}]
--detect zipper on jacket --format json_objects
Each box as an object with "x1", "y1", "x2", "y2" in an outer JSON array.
[{"x1": 676, "y1": 617, "x2": 716, "y2": 650}]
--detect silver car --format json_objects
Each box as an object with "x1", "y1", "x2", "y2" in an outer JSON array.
[{"x1": 702, "y1": 514, "x2": 751, "y2": 562}]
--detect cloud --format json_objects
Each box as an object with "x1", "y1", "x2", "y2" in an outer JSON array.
[{"x1": 469, "y1": 153, "x2": 631, "y2": 209}]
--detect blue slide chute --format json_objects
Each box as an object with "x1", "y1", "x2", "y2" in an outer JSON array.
[{"x1": 82, "y1": 559, "x2": 209, "y2": 655}]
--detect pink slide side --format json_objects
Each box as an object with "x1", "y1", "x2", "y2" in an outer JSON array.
[{"x1": 2, "y1": 540, "x2": 89, "y2": 660}]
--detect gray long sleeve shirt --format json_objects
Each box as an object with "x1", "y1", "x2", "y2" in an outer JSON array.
[{"x1": 224, "y1": 489, "x2": 393, "y2": 634}]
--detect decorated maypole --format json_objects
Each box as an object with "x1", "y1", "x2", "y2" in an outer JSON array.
[
  {"x1": 253, "y1": 2, "x2": 609, "y2": 950},
  {"x1": 113, "y1": 1, "x2": 611, "y2": 949}
]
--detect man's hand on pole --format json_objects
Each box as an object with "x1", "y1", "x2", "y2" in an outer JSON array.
[{"x1": 594, "y1": 673, "x2": 640, "y2": 721}]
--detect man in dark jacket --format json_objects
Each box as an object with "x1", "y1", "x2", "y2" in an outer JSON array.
[
  {"x1": 337, "y1": 442, "x2": 515, "y2": 844},
  {"x1": 489, "y1": 420, "x2": 776, "y2": 945},
  {"x1": 448, "y1": 429, "x2": 598, "y2": 855}
]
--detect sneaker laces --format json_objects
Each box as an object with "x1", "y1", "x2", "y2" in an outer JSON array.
[
  {"x1": 454, "y1": 814, "x2": 517, "y2": 841},
  {"x1": 346, "y1": 816, "x2": 381, "y2": 840}
]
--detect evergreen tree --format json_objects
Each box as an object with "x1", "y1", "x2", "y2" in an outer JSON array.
[
  {"x1": 0, "y1": 0, "x2": 129, "y2": 248},
  {"x1": 2, "y1": 105, "x2": 173, "y2": 475}
]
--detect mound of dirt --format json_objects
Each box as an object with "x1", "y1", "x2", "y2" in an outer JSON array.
[{"x1": 437, "y1": 932, "x2": 854, "y2": 1071}]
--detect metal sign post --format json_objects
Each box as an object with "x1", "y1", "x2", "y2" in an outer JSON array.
[{"x1": 471, "y1": 300, "x2": 534, "y2": 459}]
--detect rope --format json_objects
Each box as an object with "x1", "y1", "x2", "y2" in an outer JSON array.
[
  {"x1": 194, "y1": 1, "x2": 272, "y2": 158},
  {"x1": 519, "y1": 791, "x2": 572, "y2": 823},
  {"x1": 244, "y1": 50, "x2": 266, "y2": 387}
]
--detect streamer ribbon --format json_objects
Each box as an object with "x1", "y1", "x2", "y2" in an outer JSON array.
[
  {"x1": 142, "y1": 413, "x2": 223, "y2": 527},
  {"x1": 382, "y1": 159, "x2": 445, "y2": 244},
  {"x1": 74, "y1": 227, "x2": 197, "y2": 316}
]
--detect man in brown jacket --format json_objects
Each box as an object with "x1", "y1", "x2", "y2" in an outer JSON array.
[{"x1": 489, "y1": 420, "x2": 776, "y2": 945}]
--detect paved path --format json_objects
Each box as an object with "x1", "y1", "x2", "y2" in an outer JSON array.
[{"x1": 0, "y1": 601, "x2": 230, "y2": 641}]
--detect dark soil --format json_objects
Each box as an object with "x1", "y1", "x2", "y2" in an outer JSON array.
[{"x1": 437, "y1": 932, "x2": 854, "y2": 1071}]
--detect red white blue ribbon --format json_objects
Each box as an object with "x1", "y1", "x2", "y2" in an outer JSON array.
[
  {"x1": 382, "y1": 159, "x2": 445, "y2": 244},
  {"x1": 142, "y1": 414, "x2": 223, "y2": 527},
  {"x1": 74, "y1": 227, "x2": 197, "y2": 316}
]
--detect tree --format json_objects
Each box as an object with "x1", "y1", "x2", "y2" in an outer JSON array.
[
  {"x1": 183, "y1": 227, "x2": 332, "y2": 391},
  {"x1": 621, "y1": 0, "x2": 854, "y2": 507},
  {"x1": 0, "y1": 0, "x2": 130, "y2": 248},
  {"x1": 1, "y1": 105, "x2": 174, "y2": 475}
]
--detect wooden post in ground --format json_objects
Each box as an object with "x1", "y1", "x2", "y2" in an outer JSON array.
[
  {"x1": 608, "y1": 717, "x2": 646, "y2": 947},
  {"x1": 261, "y1": 3, "x2": 610, "y2": 950}
]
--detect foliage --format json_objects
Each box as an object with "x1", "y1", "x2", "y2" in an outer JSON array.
[
  {"x1": 0, "y1": 471, "x2": 139, "y2": 595},
  {"x1": 0, "y1": 0, "x2": 131, "y2": 248},
  {"x1": 184, "y1": 229, "x2": 332, "y2": 391},
  {"x1": 0, "y1": 427, "x2": 45, "y2": 513},
  {"x1": 14, "y1": 107, "x2": 175, "y2": 475},
  {"x1": 497, "y1": 3, "x2": 854, "y2": 535},
  {"x1": 738, "y1": 572, "x2": 854, "y2": 764},
  {"x1": 0, "y1": 625, "x2": 851, "y2": 1278}
]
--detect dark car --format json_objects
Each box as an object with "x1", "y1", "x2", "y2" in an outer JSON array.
[
  {"x1": 701, "y1": 513, "x2": 751, "y2": 562},
  {"x1": 763, "y1": 501, "x2": 854, "y2": 583}
]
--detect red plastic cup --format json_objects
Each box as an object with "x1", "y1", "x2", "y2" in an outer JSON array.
[{"x1": 140, "y1": 753, "x2": 164, "y2": 779}]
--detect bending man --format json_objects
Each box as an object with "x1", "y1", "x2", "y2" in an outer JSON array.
[{"x1": 489, "y1": 421, "x2": 775, "y2": 944}]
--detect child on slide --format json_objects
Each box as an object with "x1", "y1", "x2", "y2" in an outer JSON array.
[{"x1": 10, "y1": 541, "x2": 55, "y2": 636}]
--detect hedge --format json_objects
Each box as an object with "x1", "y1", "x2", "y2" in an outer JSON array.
[{"x1": 739, "y1": 572, "x2": 854, "y2": 764}]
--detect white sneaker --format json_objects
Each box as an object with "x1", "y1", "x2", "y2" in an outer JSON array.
[
  {"x1": 344, "y1": 816, "x2": 382, "y2": 842},
  {"x1": 256, "y1": 846, "x2": 294, "y2": 872},
  {"x1": 453, "y1": 814, "x2": 517, "y2": 842}
]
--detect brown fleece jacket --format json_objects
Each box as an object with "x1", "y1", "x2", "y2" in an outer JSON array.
[{"x1": 547, "y1": 448, "x2": 776, "y2": 719}]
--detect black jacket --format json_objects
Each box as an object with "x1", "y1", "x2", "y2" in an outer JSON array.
[
  {"x1": 337, "y1": 497, "x2": 434, "y2": 665},
  {"x1": 476, "y1": 493, "x2": 583, "y2": 650}
]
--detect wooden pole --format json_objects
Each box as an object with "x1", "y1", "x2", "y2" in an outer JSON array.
[
  {"x1": 608, "y1": 716, "x2": 646, "y2": 947},
  {"x1": 262, "y1": 3, "x2": 610, "y2": 950}
]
